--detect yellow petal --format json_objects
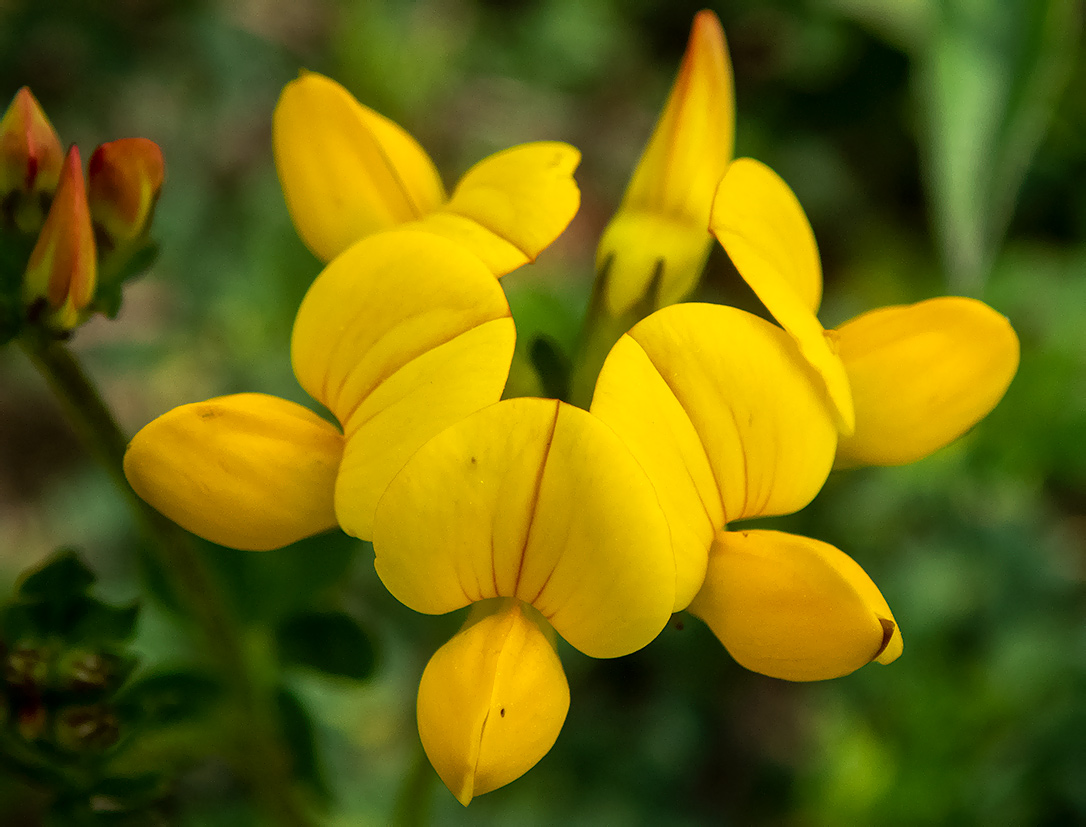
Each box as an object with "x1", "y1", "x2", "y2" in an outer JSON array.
[
  {"x1": 834, "y1": 296, "x2": 1020, "y2": 467},
  {"x1": 688, "y1": 529, "x2": 902, "y2": 681},
  {"x1": 373, "y1": 397, "x2": 675, "y2": 658},
  {"x1": 334, "y1": 318, "x2": 514, "y2": 540},
  {"x1": 123, "y1": 393, "x2": 343, "y2": 551},
  {"x1": 411, "y1": 141, "x2": 581, "y2": 277},
  {"x1": 291, "y1": 229, "x2": 514, "y2": 540},
  {"x1": 591, "y1": 303, "x2": 838, "y2": 610},
  {"x1": 598, "y1": 10, "x2": 733, "y2": 317},
  {"x1": 417, "y1": 599, "x2": 569, "y2": 807},
  {"x1": 710, "y1": 159, "x2": 854, "y2": 433},
  {"x1": 622, "y1": 10, "x2": 734, "y2": 220},
  {"x1": 273, "y1": 70, "x2": 445, "y2": 262}
]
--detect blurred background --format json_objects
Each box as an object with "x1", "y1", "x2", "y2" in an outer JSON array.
[{"x1": 1, "y1": 0, "x2": 1084, "y2": 824}]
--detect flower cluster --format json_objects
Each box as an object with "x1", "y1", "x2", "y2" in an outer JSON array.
[
  {"x1": 122, "y1": 9, "x2": 1019, "y2": 807},
  {"x1": 0, "y1": 88, "x2": 164, "y2": 339}
]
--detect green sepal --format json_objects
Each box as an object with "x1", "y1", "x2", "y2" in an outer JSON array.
[{"x1": 92, "y1": 240, "x2": 159, "y2": 319}]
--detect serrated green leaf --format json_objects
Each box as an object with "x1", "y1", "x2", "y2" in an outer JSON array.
[{"x1": 276, "y1": 610, "x2": 376, "y2": 681}]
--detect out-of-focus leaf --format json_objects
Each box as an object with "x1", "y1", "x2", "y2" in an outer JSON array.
[
  {"x1": 276, "y1": 686, "x2": 329, "y2": 801},
  {"x1": 921, "y1": 0, "x2": 1079, "y2": 292},
  {"x1": 276, "y1": 610, "x2": 376, "y2": 682},
  {"x1": 529, "y1": 336, "x2": 571, "y2": 401},
  {"x1": 119, "y1": 669, "x2": 223, "y2": 729},
  {"x1": 207, "y1": 532, "x2": 359, "y2": 622},
  {"x1": 18, "y1": 548, "x2": 96, "y2": 600}
]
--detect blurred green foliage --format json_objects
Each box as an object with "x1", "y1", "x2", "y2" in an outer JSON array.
[{"x1": 1, "y1": 0, "x2": 1083, "y2": 824}]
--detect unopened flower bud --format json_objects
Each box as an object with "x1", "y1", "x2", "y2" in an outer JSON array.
[
  {"x1": 88, "y1": 137, "x2": 164, "y2": 246},
  {"x1": 58, "y1": 650, "x2": 119, "y2": 695},
  {"x1": 5, "y1": 644, "x2": 49, "y2": 692},
  {"x1": 0, "y1": 87, "x2": 63, "y2": 199},
  {"x1": 23, "y1": 145, "x2": 97, "y2": 331}
]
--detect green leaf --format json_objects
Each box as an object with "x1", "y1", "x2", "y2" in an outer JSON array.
[
  {"x1": 69, "y1": 599, "x2": 140, "y2": 646},
  {"x1": 276, "y1": 610, "x2": 377, "y2": 681},
  {"x1": 207, "y1": 531, "x2": 359, "y2": 622},
  {"x1": 276, "y1": 686, "x2": 329, "y2": 800},
  {"x1": 118, "y1": 669, "x2": 223, "y2": 729},
  {"x1": 921, "y1": 0, "x2": 1079, "y2": 292},
  {"x1": 18, "y1": 548, "x2": 96, "y2": 600}
]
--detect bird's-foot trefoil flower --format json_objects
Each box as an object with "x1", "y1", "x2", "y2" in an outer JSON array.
[
  {"x1": 590, "y1": 302, "x2": 902, "y2": 680},
  {"x1": 123, "y1": 230, "x2": 517, "y2": 549},
  {"x1": 372, "y1": 396, "x2": 676, "y2": 804},
  {"x1": 572, "y1": 9, "x2": 733, "y2": 405},
  {"x1": 710, "y1": 157, "x2": 1020, "y2": 461},
  {"x1": 273, "y1": 71, "x2": 581, "y2": 276}
]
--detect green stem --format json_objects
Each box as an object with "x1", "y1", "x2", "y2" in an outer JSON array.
[{"x1": 19, "y1": 331, "x2": 314, "y2": 827}]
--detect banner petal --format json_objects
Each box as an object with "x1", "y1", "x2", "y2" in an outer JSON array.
[{"x1": 273, "y1": 71, "x2": 445, "y2": 262}]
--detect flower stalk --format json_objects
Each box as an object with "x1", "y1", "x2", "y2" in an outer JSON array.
[{"x1": 17, "y1": 327, "x2": 315, "y2": 827}]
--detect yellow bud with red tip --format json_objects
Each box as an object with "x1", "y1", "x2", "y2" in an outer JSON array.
[
  {"x1": 0, "y1": 87, "x2": 63, "y2": 196},
  {"x1": 88, "y1": 138, "x2": 165, "y2": 246},
  {"x1": 0, "y1": 87, "x2": 64, "y2": 234},
  {"x1": 23, "y1": 146, "x2": 97, "y2": 331}
]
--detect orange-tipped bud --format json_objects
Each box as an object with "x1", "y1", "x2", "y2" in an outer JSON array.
[
  {"x1": 23, "y1": 146, "x2": 97, "y2": 330},
  {"x1": 88, "y1": 137, "x2": 164, "y2": 245},
  {"x1": 0, "y1": 87, "x2": 63, "y2": 198}
]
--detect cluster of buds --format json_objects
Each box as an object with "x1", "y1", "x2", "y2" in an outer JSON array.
[{"x1": 0, "y1": 87, "x2": 164, "y2": 339}]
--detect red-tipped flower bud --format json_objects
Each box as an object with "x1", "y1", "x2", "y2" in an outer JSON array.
[
  {"x1": 23, "y1": 146, "x2": 97, "y2": 330},
  {"x1": 88, "y1": 137, "x2": 164, "y2": 245},
  {"x1": 0, "y1": 87, "x2": 63, "y2": 198}
]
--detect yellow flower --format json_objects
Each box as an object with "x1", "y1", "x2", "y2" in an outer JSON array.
[
  {"x1": 23, "y1": 146, "x2": 97, "y2": 331},
  {"x1": 372, "y1": 396, "x2": 676, "y2": 804},
  {"x1": 591, "y1": 302, "x2": 902, "y2": 681},
  {"x1": 123, "y1": 230, "x2": 516, "y2": 549},
  {"x1": 710, "y1": 157, "x2": 1020, "y2": 462},
  {"x1": 595, "y1": 9, "x2": 734, "y2": 317},
  {"x1": 272, "y1": 70, "x2": 581, "y2": 276}
]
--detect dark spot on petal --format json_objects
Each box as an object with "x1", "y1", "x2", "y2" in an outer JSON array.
[{"x1": 500, "y1": 708, "x2": 505, "y2": 718}]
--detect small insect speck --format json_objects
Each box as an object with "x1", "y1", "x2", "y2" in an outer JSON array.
[{"x1": 500, "y1": 708, "x2": 506, "y2": 717}]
